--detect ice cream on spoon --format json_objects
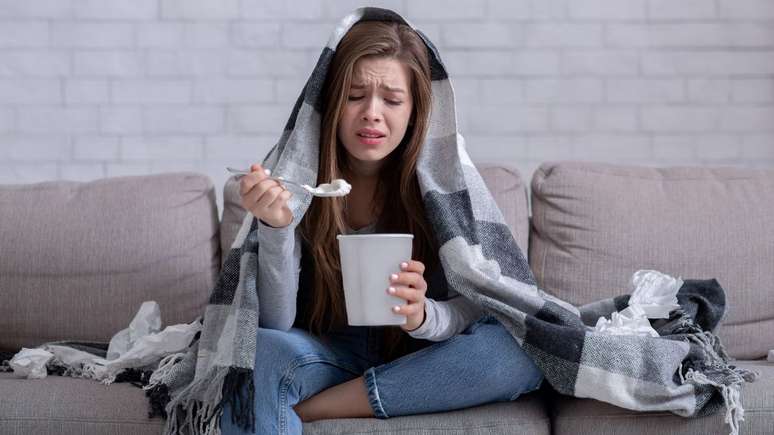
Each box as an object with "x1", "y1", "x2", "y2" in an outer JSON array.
[{"x1": 305, "y1": 178, "x2": 352, "y2": 197}]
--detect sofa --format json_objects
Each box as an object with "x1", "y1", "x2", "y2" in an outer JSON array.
[{"x1": 1, "y1": 161, "x2": 771, "y2": 435}]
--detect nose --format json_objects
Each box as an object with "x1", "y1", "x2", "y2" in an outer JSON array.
[{"x1": 361, "y1": 97, "x2": 381, "y2": 122}]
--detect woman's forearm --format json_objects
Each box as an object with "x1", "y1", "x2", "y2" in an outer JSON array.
[{"x1": 256, "y1": 219, "x2": 300, "y2": 330}]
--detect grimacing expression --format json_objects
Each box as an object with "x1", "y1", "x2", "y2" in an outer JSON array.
[{"x1": 337, "y1": 56, "x2": 414, "y2": 166}]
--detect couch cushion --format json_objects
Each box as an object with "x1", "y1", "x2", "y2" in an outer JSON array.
[
  {"x1": 0, "y1": 372, "x2": 164, "y2": 435},
  {"x1": 220, "y1": 163, "x2": 531, "y2": 265},
  {"x1": 304, "y1": 394, "x2": 550, "y2": 435},
  {"x1": 0, "y1": 372, "x2": 549, "y2": 435},
  {"x1": 0, "y1": 173, "x2": 220, "y2": 352},
  {"x1": 550, "y1": 360, "x2": 773, "y2": 435},
  {"x1": 529, "y1": 161, "x2": 774, "y2": 359}
]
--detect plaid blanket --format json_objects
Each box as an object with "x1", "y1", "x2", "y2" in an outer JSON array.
[{"x1": 140, "y1": 7, "x2": 757, "y2": 435}]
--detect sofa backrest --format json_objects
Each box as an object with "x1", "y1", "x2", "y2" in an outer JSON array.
[
  {"x1": 0, "y1": 173, "x2": 220, "y2": 351},
  {"x1": 219, "y1": 163, "x2": 531, "y2": 264},
  {"x1": 529, "y1": 161, "x2": 774, "y2": 359}
]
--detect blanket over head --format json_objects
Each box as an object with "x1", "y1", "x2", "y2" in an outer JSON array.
[{"x1": 138, "y1": 7, "x2": 757, "y2": 435}]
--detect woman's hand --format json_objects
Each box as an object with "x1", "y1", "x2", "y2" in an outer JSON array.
[
  {"x1": 239, "y1": 163, "x2": 293, "y2": 228},
  {"x1": 388, "y1": 260, "x2": 428, "y2": 332}
]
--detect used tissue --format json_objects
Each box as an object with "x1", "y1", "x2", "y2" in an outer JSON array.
[
  {"x1": 9, "y1": 348, "x2": 54, "y2": 379},
  {"x1": 594, "y1": 270, "x2": 683, "y2": 337},
  {"x1": 594, "y1": 305, "x2": 661, "y2": 337},
  {"x1": 106, "y1": 300, "x2": 161, "y2": 360},
  {"x1": 627, "y1": 269, "x2": 682, "y2": 318},
  {"x1": 9, "y1": 301, "x2": 200, "y2": 383}
]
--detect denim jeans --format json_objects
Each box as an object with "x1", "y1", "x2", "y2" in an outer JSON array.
[{"x1": 220, "y1": 315, "x2": 544, "y2": 435}]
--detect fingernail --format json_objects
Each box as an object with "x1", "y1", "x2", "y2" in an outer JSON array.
[
  {"x1": 388, "y1": 287, "x2": 396, "y2": 294},
  {"x1": 390, "y1": 274, "x2": 398, "y2": 281},
  {"x1": 400, "y1": 262, "x2": 408, "y2": 269},
  {"x1": 393, "y1": 306, "x2": 400, "y2": 313}
]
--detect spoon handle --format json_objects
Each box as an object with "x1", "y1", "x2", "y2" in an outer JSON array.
[
  {"x1": 271, "y1": 177, "x2": 305, "y2": 189},
  {"x1": 226, "y1": 167, "x2": 307, "y2": 190}
]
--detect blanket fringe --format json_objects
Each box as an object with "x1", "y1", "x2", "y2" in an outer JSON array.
[
  {"x1": 147, "y1": 353, "x2": 185, "y2": 389},
  {"x1": 220, "y1": 367, "x2": 255, "y2": 431},
  {"x1": 682, "y1": 332, "x2": 760, "y2": 435},
  {"x1": 152, "y1": 366, "x2": 254, "y2": 435},
  {"x1": 684, "y1": 368, "x2": 744, "y2": 435},
  {"x1": 142, "y1": 353, "x2": 186, "y2": 419},
  {"x1": 146, "y1": 382, "x2": 172, "y2": 419}
]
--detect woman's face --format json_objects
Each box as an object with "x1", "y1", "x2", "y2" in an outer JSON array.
[{"x1": 337, "y1": 56, "x2": 414, "y2": 174}]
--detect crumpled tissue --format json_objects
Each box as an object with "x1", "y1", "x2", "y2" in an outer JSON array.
[
  {"x1": 627, "y1": 269, "x2": 682, "y2": 318},
  {"x1": 9, "y1": 301, "x2": 201, "y2": 383},
  {"x1": 9, "y1": 348, "x2": 54, "y2": 379},
  {"x1": 107, "y1": 299, "x2": 162, "y2": 360},
  {"x1": 594, "y1": 270, "x2": 683, "y2": 337}
]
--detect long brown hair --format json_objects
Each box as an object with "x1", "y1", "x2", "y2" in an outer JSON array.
[{"x1": 298, "y1": 21, "x2": 437, "y2": 360}]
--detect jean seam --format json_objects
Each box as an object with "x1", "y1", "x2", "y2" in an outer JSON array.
[
  {"x1": 363, "y1": 367, "x2": 389, "y2": 419},
  {"x1": 278, "y1": 353, "x2": 362, "y2": 434},
  {"x1": 359, "y1": 329, "x2": 477, "y2": 420},
  {"x1": 363, "y1": 316, "x2": 526, "y2": 418}
]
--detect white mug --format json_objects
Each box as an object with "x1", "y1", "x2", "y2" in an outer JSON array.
[{"x1": 336, "y1": 233, "x2": 413, "y2": 326}]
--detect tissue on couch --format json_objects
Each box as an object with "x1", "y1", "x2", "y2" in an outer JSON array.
[
  {"x1": 8, "y1": 301, "x2": 201, "y2": 384},
  {"x1": 594, "y1": 270, "x2": 682, "y2": 337},
  {"x1": 9, "y1": 348, "x2": 53, "y2": 379}
]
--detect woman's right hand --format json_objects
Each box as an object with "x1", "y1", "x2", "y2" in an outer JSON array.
[{"x1": 239, "y1": 163, "x2": 293, "y2": 228}]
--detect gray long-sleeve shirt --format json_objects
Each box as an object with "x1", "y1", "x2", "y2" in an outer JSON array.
[{"x1": 255, "y1": 218, "x2": 482, "y2": 341}]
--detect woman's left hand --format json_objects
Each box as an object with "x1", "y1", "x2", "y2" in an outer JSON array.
[{"x1": 387, "y1": 260, "x2": 428, "y2": 332}]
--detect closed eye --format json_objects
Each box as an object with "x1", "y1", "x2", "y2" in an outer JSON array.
[{"x1": 347, "y1": 96, "x2": 402, "y2": 106}]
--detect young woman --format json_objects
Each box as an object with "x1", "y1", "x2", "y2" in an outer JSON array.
[{"x1": 221, "y1": 18, "x2": 544, "y2": 435}]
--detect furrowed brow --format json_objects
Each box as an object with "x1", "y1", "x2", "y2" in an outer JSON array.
[{"x1": 351, "y1": 83, "x2": 406, "y2": 94}]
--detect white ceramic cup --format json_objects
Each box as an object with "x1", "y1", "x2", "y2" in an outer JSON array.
[{"x1": 336, "y1": 233, "x2": 413, "y2": 326}]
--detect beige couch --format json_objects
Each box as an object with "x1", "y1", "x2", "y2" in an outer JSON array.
[{"x1": 1, "y1": 161, "x2": 771, "y2": 435}]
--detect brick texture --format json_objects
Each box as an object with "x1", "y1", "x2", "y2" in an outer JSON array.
[{"x1": 0, "y1": 0, "x2": 772, "y2": 213}]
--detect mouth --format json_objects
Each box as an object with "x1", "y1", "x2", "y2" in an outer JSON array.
[{"x1": 356, "y1": 131, "x2": 386, "y2": 145}]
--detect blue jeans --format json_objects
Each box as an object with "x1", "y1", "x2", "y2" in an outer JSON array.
[{"x1": 220, "y1": 315, "x2": 544, "y2": 435}]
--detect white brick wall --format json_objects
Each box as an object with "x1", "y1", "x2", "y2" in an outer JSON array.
[{"x1": 0, "y1": 0, "x2": 773, "y2": 215}]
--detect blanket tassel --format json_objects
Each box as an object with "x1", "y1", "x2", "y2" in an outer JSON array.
[
  {"x1": 220, "y1": 367, "x2": 256, "y2": 432},
  {"x1": 683, "y1": 332, "x2": 760, "y2": 435},
  {"x1": 684, "y1": 369, "x2": 744, "y2": 435},
  {"x1": 152, "y1": 366, "x2": 254, "y2": 434},
  {"x1": 143, "y1": 353, "x2": 185, "y2": 419}
]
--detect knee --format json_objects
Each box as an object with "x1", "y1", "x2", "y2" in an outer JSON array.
[
  {"x1": 496, "y1": 339, "x2": 544, "y2": 398},
  {"x1": 253, "y1": 328, "x2": 317, "y2": 375},
  {"x1": 507, "y1": 371, "x2": 543, "y2": 401},
  {"x1": 473, "y1": 322, "x2": 544, "y2": 398},
  {"x1": 254, "y1": 327, "x2": 294, "y2": 358}
]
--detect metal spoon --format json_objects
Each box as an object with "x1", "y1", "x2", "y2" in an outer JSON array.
[
  {"x1": 226, "y1": 167, "x2": 351, "y2": 197},
  {"x1": 227, "y1": 167, "x2": 307, "y2": 189}
]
